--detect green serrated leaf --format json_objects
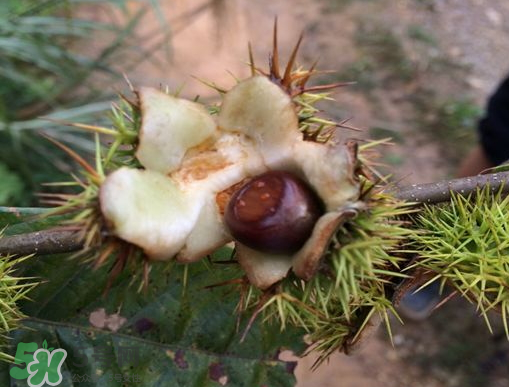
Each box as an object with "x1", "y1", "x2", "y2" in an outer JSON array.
[{"x1": 0, "y1": 209, "x2": 305, "y2": 386}]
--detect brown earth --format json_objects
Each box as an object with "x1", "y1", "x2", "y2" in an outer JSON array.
[{"x1": 101, "y1": 1, "x2": 509, "y2": 386}]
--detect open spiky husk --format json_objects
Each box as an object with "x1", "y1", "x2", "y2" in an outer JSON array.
[{"x1": 36, "y1": 23, "x2": 418, "y2": 361}]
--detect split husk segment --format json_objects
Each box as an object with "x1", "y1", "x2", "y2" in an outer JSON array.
[{"x1": 19, "y1": 27, "x2": 509, "y2": 363}]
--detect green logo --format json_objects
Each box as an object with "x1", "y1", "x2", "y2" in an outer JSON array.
[{"x1": 10, "y1": 340, "x2": 67, "y2": 387}]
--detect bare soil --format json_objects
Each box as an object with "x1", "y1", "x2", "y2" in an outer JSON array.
[{"x1": 119, "y1": 1, "x2": 509, "y2": 386}]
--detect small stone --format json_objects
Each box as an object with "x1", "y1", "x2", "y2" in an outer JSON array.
[
  {"x1": 393, "y1": 334, "x2": 405, "y2": 346},
  {"x1": 486, "y1": 8, "x2": 503, "y2": 27},
  {"x1": 448, "y1": 46, "x2": 462, "y2": 58},
  {"x1": 467, "y1": 77, "x2": 485, "y2": 90}
]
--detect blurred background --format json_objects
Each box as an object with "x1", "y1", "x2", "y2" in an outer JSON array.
[{"x1": 1, "y1": 0, "x2": 508, "y2": 386}]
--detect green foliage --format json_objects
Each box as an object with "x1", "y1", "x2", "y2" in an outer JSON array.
[
  {"x1": 0, "y1": 210, "x2": 304, "y2": 386},
  {"x1": 1, "y1": 1, "x2": 127, "y2": 116},
  {"x1": 0, "y1": 0, "x2": 167, "y2": 206},
  {"x1": 0, "y1": 163, "x2": 24, "y2": 206},
  {"x1": 411, "y1": 186, "x2": 509, "y2": 337}
]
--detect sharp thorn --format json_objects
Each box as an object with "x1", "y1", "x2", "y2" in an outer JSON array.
[
  {"x1": 40, "y1": 133, "x2": 99, "y2": 179},
  {"x1": 271, "y1": 17, "x2": 281, "y2": 79},
  {"x1": 297, "y1": 59, "x2": 319, "y2": 88},
  {"x1": 248, "y1": 42, "x2": 256, "y2": 76},
  {"x1": 122, "y1": 73, "x2": 135, "y2": 92},
  {"x1": 282, "y1": 33, "x2": 304, "y2": 87},
  {"x1": 191, "y1": 75, "x2": 228, "y2": 94},
  {"x1": 301, "y1": 81, "x2": 355, "y2": 93}
]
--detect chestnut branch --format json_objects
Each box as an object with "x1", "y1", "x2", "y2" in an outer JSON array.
[
  {"x1": 392, "y1": 171, "x2": 509, "y2": 204},
  {"x1": 1, "y1": 171, "x2": 509, "y2": 257},
  {"x1": 0, "y1": 230, "x2": 82, "y2": 256}
]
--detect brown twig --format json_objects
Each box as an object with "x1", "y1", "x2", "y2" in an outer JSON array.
[
  {"x1": 392, "y1": 171, "x2": 509, "y2": 204},
  {"x1": 2, "y1": 172, "x2": 509, "y2": 257},
  {"x1": 0, "y1": 230, "x2": 82, "y2": 256}
]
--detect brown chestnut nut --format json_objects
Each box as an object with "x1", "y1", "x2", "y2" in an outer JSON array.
[{"x1": 224, "y1": 170, "x2": 324, "y2": 254}]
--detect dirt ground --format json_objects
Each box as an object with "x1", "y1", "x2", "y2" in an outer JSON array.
[{"x1": 116, "y1": 1, "x2": 509, "y2": 386}]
